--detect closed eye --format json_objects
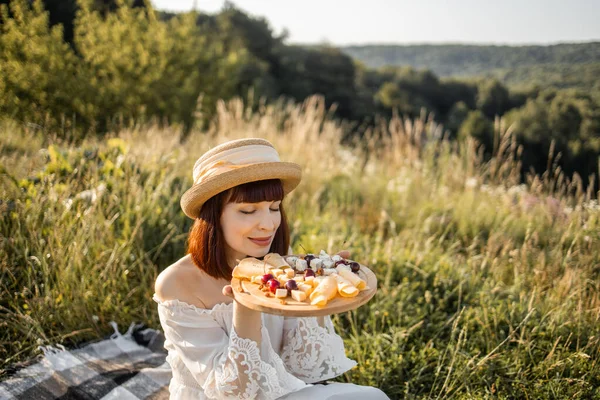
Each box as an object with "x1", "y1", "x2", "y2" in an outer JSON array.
[{"x1": 240, "y1": 208, "x2": 279, "y2": 215}]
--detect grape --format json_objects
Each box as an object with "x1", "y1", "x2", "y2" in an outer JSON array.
[
  {"x1": 349, "y1": 261, "x2": 360, "y2": 273},
  {"x1": 261, "y1": 273, "x2": 274, "y2": 284},
  {"x1": 304, "y1": 254, "x2": 316, "y2": 267},
  {"x1": 268, "y1": 279, "x2": 280, "y2": 294},
  {"x1": 285, "y1": 279, "x2": 298, "y2": 294},
  {"x1": 334, "y1": 259, "x2": 347, "y2": 267},
  {"x1": 304, "y1": 268, "x2": 315, "y2": 277}
]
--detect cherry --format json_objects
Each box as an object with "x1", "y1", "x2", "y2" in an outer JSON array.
[
  {"x1": 349, "y1": 261, "x2": 361, "y2": 273},
  {"x1": 304, "y1": 268, "x2": 315, "y2": 277},
  {"x1": 285, "y1": 280, "x2": 298, "y2": 294},
  {"x1": 261, "y1": 273, "x2": 274, "y2": 284},
  {"x1": 304, "y1": 254, "x2": 316, "y2": 267},
  {"x1": 334, "y1": 259, "x2": 347, "y2": 267},
  {"x1": 268, "y1": 279, "x2": 280, "y2": 294}
]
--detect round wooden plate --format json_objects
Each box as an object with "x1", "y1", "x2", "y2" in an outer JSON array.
[{"x1": 231, "y1": 264, "x2": 378, "y2": 317}]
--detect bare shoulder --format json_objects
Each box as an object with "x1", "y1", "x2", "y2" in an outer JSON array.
[{"x1": 155, "y1": 254, "x2": 207, "y2": 308}]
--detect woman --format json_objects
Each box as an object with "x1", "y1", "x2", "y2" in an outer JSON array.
[{"x1": 154, "y1": 138, "x2": 389, "y2": 399}]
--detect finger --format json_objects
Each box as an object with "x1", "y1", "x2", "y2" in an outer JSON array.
[
  {"x1": 337, "y1": 250, "x2": 351, "y2": 259},
  {"x1": 222, "y1": 285, "x2": 234, "y2": 298}
]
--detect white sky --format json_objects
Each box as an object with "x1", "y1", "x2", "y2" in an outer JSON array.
[{"x1": 151, "y1": 0, "x2": 600, "y2": 46}]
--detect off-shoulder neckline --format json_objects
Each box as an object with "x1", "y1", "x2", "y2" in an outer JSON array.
[{"x1": 153, "y1": 293, "x2": 233, "y2": 313}]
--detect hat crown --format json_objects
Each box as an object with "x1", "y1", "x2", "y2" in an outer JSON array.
[
  {"x1": 181, "y1": 138, "x2": 302, "y2": 219},
  {"x1": 192, "y1": 138, "x2": 281, "y2": 184}
]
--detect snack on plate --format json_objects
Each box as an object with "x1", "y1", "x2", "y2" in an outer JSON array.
[
  {"x1": 234, "y1": 250, "x2": 366, "y2": 308},
  {"x1": 336, "y1": 266, "x2": 367, "y2": 290},
  {"x1": 232, "y1": 257, "x2": 269, "y2": 280},
  {"x1": 264, "y1": 253, "x2": 290, "y2": 270},
  {"x1": 332, "y1": 274, "x2": 359, "y2": 298},
  {"x1": 309, "y1": 276, "x2": 338, "y2": 306}
]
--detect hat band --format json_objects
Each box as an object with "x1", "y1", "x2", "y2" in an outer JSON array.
[{"x1": 193, "y1": 144, "x2": 281, "y2": 184}]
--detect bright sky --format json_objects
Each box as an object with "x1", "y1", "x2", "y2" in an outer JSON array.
[{"x1": 151, "y1": 0, "x2": 600, "y2": 46}]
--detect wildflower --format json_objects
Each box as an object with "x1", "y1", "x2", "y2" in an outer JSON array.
[
  {"x1": 107, "y1": 138, "x2": 129, "y2": 155},
  {"x1": 563, "y1": 206, "x2": 573, "y2": 215},
  {"x1": 76, "y1": 189, "x2": 97, "y2": 203},
  {"x1": 424, "y1": 290, "x2": 432, "y2": 303},
  {"x1": 62, "y1": 198, "x2": 73, "y2": 211},
  {"x1": 507, "y1": 184, "x2": 527, "y2": 196},
  {"x1": 583, "y1": 200, "x2": 599, "y2": 211},
  {"x1": 465, "y1": 177, "x2": 477, "y2": 189},
  {"x1": 75, "y1": 183, "x2": 106, "y2": 204},
  {"x1": 116, "y1": 154, "x2": 126, "y2": 169}
]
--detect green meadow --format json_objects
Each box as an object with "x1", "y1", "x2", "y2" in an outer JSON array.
[{"x1": 1, "y1": 97, "x2": 599, "y2": 399}]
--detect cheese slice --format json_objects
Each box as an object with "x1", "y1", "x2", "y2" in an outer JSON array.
[
  {"x1": 337, "y1": 268, "x2": 366, "y2": 290},
  {"x1": 333, "y1": 274, "x2": 359, "y2": 297},
  {"x1": 310, "y1": 276, "x2": 337, "y2": 306},
  {"x1": 297, "y1": 283, "x2": 313, "y2": 297},
  {"x1": 269, "y1": 268, "x2": 283, "y2": 277},
  {"x1": 291, "y1": 290, "x2": 307, "y2": 302}
]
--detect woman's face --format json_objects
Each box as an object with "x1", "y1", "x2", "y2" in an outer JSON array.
[{"x1": 220, "y1": 199, "x2": 282, "y2": 264}]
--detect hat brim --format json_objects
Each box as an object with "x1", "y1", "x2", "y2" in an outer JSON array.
[{"x1": 180, "y1": 162, "x2": 302, "y2": 219}]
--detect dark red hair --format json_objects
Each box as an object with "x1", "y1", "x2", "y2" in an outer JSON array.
[{"x1": 186, "y1": 179, "x2": 290, "y2": 280}]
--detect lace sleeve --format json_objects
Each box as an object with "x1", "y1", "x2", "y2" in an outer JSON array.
[
  {"x1": 158, "y1": 302, "x2": 306, "y2": 400},
  {"x1": 280, "y1": 316, "x2": 357, "y2": 383}
]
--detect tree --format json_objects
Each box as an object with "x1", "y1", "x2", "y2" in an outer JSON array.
[
  {"x1": 445, "y1": 101, "x2": 470, "y2": 137},
  {"x1": 0, "y1": 0, "x2": 87, "y2": 132},
  {"x1": 458, "y1": 110, "x2": 494, "y2": 152},
  {"x1": 277, "y1": 45, "x2": 357, "y2": 119},
  {"x1": 476, "y1": 79, "x2": 510, "y2": 118}
]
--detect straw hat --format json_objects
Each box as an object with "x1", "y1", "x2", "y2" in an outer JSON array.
[{"x1": 180, "y1": 138, "x2": 302, "y2": 219}]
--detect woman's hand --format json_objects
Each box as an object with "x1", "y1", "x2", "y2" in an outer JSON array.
[
  {"x1": 225, "y1": 283, "x2": 262, "y2": 342},
  {"x1": 223, "y1": 283, "x2": 262, "y2": 316},
  {"x1": 222, "y1": 284, "x2": 234, "y2": 298},
  {"x1": 337, "y1": 250, "x2": 351, "y2": 259}
]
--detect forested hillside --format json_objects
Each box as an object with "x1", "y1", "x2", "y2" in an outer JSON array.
[
  {"x1": 343, "y1": 43, "x2": 600, "y2": 93},
  {"x1": 0, "y1": 0, "x2": 599, "y2": 189},
  {"x1": 483, "y1": 63, "x2": 600, "y2": 91},
  {"x1": 342, "y1": 42, "x2": 600, "y2": 76}
]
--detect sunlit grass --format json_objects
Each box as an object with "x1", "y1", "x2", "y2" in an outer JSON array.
[{"x1": 1, "y1": 96, "x2": 599, "y2": 398}]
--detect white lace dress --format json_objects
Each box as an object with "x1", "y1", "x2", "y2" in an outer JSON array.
[{"x1": 154, "y1": 294, "x2": 389, "y2": 399}]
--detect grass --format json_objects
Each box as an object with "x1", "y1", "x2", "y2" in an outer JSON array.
[{"x1": 1, "y1": 96, "x2": 600, "y2": 399}]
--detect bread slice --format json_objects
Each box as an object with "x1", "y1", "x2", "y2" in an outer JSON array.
[
  {"x1": 232, "y1": 257, "x2": 270, "y2": 280},
  {"x1": 264, "y1": 253, "x2": 290, "y2": 269}
]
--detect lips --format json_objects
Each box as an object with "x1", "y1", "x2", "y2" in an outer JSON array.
[{"x1": 249, "y1": 236, "x2": 272, "y2": 246}]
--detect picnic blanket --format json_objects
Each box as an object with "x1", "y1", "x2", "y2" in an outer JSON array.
[{"x1": 0, "y1": 322, "x2": 172, "y2": 399}]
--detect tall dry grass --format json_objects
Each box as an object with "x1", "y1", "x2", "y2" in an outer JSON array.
[{"x1": 1, "y1": 95, "x2": 599, "y2": 398}]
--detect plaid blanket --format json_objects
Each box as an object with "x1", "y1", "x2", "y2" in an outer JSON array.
[{"x1": 0, "y1": 322, "x2": 172, "y2": 399}]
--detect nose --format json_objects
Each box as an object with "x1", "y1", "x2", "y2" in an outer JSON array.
[{"x1": 257, "y1": 212, "x2": 276, "y2": 232}]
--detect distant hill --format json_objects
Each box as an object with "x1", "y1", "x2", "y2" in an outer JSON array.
[
  {"x1": 341, "y1": 42, "x2": 600, "y2": 88},
  {"x1": 485, "y1": 62, "x2": 600, "y2": 91}
]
